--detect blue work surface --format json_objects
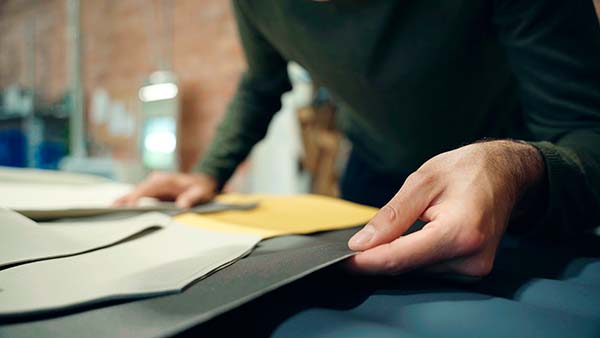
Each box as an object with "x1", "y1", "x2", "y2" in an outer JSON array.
[{"x1": 181, "y1": 235, "x2": 600, "y2": 338}]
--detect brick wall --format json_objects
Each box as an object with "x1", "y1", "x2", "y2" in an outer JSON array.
[
  {"x1": 0, "y1": 0, "x2": 68, "y2": 103},
  {"x1": 0, "y1": 0, "x2": 244, "y2": 171}
]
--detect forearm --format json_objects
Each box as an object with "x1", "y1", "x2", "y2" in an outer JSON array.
[
  {"x1": 486, "y1": 133, "x2": 600, "y2": 238},
  {"x1": 195, "y1": 72, "x2": 291, "y2": 187}
]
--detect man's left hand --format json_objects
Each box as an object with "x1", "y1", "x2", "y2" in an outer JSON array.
[{"x1": 347, "y1": 140, "x2": 545, "y2": 276}]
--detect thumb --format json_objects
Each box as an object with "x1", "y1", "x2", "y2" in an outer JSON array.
[
  {"x1": 175, "y1": 185, "x2": 212, "y2": 209},
  {"x1": 348, "y1": 172, "x2": 439, "y2": 251}
]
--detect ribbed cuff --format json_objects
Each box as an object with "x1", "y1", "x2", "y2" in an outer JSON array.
[{"x1": 525, "y1": 141, "x2": 584, "y2": 237}]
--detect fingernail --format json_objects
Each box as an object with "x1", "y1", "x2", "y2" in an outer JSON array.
[{"x1": 349, "y1": 224, "x2": 375, "y2": 250}]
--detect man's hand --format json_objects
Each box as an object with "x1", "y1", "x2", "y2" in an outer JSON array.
[
  {"x1": 347, "y1": 140, "x2": 545, "y2": 276},
  {"x1": 113, "y1": 172, "x2": 218, "y2": 209}
]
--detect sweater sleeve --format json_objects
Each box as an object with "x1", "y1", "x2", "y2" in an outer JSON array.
[
  {"x1": 493, "y1": 0, "x2": 600, "y2": 236},
  {"x1": 195, "y1": 1, "x2": 292, "y2": 187}
]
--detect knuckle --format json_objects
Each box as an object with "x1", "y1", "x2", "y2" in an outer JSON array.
[
  {"x1": 455, "y1": 230, "x2": 487, "y2": 255},
  {"x1": 377, "y1": 245, "x2": 402, "y2": 274},
  {"x1": 381, "y1": 257, "x2": 400, "y2": 274},
  {"x1": 197, "y1": 191, "x2": 211, "y2": 201},
  {"x1": 406, "y1": 170, "x2": 435, "y2": 189},
  {"x1": 374, "y1": 204, "x2": 398, "y2": 225}
]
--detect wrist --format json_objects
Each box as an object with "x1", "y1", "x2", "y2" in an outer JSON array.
[
  {"x1": 194, "y1": 172, "x2": 219, "y2": 193},
  {"x1": 496, "y1": 139, "x2": 544, "y2": 188},
  {"x1": 480, "y1": 139, "x2": 546, "y2": 218}
]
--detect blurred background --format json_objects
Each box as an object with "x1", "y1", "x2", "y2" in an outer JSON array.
[
  {"x1": 2, "y1": 0, "x2": 599, "y2": 195},
  {"x1": 0, "y1": 0, "x2": 348, "y2": 196}
]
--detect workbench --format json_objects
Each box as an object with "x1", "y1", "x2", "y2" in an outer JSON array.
[{"x1": 1, "y1": 223, "x2": 599, "y2": 338}]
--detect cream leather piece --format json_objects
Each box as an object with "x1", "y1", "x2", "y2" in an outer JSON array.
[
  {"x1": 0, "y1": 210, "x2": 172, "y2": 269},
  {"x1": 0, "y1": 219, "x2": 260, "y2": 316}
]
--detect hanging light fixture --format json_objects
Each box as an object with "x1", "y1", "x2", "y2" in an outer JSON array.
[
  {"x1": 139, "y1": 71, "x2": 179, "y2": 171},
  {"x1": 139, "y1": 0, "x2": 179, "y2": 171},
  {"x1": 138, "y1": 82, "x2": 178, "y2": 102}
]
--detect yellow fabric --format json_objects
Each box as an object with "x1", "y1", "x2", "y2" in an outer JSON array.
[{"x1": 175, "y1": 194, "x2": 377, "y2": 239}]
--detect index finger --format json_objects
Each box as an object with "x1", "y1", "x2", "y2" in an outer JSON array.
[
  {"x1": 347, "y1": 220, "x2": 452, "y2": 275},
  {"x1": 348, "y1": 171, "x2": 442, "y2": 251}
]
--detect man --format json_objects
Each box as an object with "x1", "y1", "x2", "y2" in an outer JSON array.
[{"x1": 117, "y1": 0, "x2": 600, "y2": 277}]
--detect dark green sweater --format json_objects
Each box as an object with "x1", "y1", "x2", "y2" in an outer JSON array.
[{"x1": 197, "y1": 0, "x2": 600, "y2": 236}]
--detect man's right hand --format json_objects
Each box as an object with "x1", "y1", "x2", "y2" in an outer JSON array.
[{"x1": 113, "y1": 172, "x2": 218, "y2": 209}]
